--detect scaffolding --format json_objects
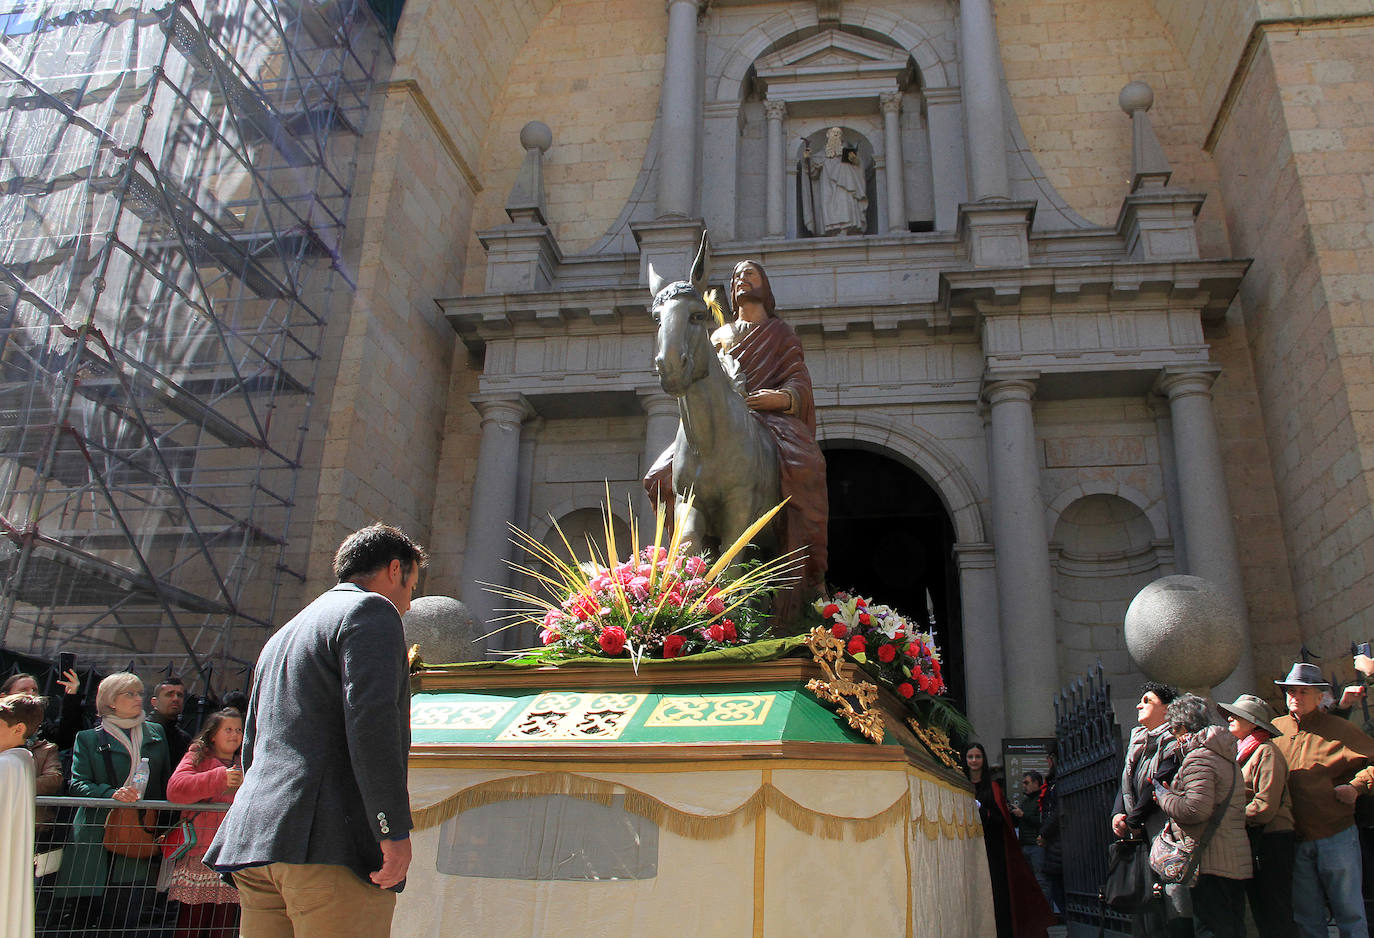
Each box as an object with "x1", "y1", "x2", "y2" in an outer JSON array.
[{"x1": 0, "y1": 0, "x2": 392, "y2": 692}]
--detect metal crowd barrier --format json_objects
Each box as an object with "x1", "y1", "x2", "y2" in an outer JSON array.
[{"x1": 30, "y1": 796, "x2": 234, "y2": 938}]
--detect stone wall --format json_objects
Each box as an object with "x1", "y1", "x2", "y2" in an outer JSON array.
[
  {"x1": 1211, "y1": 22, "x2": 1374, "y2": 663},
  {"x1": 302, "y1": 85, "x2": 474, "y2": 593},
  {"x1": 459, "y1": 0, "x2": 667, "y2": 294}
]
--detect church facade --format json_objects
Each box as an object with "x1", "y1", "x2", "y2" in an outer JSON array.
[{"x1": 18, "y1": 0, "x2": 1355, "y2": 749}]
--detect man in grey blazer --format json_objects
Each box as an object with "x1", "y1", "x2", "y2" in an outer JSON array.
[{"x1": 204, "y1": 523, "x2": 425, "y2": 937}]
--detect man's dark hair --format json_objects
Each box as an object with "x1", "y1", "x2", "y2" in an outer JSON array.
[
  {"x1": 1023, "y1": 769, "x2": 1044, "y2": 785},
  {"x1": 153, "y1": 676, "x2": 184, "y2": 697},
  {"x1": 1141, "y1": 680, "x2": 1179, "y2": 706},
  {"x1": 333, "y1": 523, "x2": 428, "y2": 583},
  {"x1": 731, "y1": 260, "x2": 777, "y2": 317}
]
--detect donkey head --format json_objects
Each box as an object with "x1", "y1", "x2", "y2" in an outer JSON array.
[{"x1": 649, "y1": 231, "x2": 712, "y2": 397}]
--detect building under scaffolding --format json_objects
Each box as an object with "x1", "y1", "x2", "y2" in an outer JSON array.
[{"x1": 0, "y1": 0, "x2": 392, "y2": 693}]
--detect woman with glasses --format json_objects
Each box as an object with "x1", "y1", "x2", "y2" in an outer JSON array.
[{"x1": 53, "y1": 672, "x2": 172, "y2": 936}]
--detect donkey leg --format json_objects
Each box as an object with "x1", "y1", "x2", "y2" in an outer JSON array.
[{"x1": 675, "y1": 498, "x2": 708, "y2": 555}]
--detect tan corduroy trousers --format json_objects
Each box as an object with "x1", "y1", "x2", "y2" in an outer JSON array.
[{"x1": 233, "y1": 863, "x2": 397, "y2": 938}]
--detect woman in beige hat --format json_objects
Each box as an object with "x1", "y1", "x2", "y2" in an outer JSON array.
[{"x1": 1219, "y1": 693, "x2": 1296, "y2": 938}]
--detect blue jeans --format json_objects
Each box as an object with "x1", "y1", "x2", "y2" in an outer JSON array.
[{"x1": 1293, "y1": 825, "x2": 1366, "y2": 938}]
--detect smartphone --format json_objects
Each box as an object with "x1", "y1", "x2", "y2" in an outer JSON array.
[
  {"x1": 58, "y1": 652, "x2": 75, "y2": 674},
  {"x1": 1357, "y1": 642, "x2": 1372, "y2": 658}
]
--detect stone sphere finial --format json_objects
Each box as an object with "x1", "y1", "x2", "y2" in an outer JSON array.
[
  {"x1": 519, "y1": 121, "x2": 553, "y2": 154},
  {"x1": 1123, "y1": 575, "x2": 1243, "y2": 692},
  {"x1": 402, "y1": 595, "x2": 484, "y2": 664},
  {"x1": 1119, "y1": 81, "x2": 1155, "y2": 115}
]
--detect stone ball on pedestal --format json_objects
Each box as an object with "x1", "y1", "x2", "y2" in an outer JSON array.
[
  {"x1": 1123, "y1": 575, "x2": 1243, "y2": 691},
  {"x1": 1119, "y1": 80, "x2": 1155, "y2": 114},
  {"x1": 402, "y1": 595, "x2": 483, "y2": 664},
  {"x1": 519, "y1": 120, "x2": 553, "y2": 153}
]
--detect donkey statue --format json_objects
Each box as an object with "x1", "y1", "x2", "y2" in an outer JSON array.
[{"x1": 648, "y1": 232, "x2": 782, "y2": 559}]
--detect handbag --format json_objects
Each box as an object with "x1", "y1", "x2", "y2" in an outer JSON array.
[
  {"x1": 1102, "y1": 836, "x2": 1153, "y2": 912},
  {"x1": 160, "y1": 814, "x2": 200, "y2": 862},
  {"x1": 1149, "y1": 759, "x2": 1238, "y2": 886},
  {"x1": 98, "y1": 731, "x2": 164, "y2": 860},
  {"x1": 104, "y1": 806, "x2": 162, "y2": 859}
]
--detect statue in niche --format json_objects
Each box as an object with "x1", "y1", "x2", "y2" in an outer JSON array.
[{"x1": 801, "y1": 127, "x2": 868, "y2": 236}]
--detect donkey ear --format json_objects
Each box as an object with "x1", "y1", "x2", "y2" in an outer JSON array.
[
  {"x1": 689, "y1": 230, "x2": 710, "y2": 294},
  {"x1": 647, "y1": 261, "x2": 668, "y2": 299}
]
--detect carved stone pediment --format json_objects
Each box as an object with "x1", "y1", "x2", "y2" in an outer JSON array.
[{"x1": 755, "y1": 29, "x2": 908, "y2": 105}]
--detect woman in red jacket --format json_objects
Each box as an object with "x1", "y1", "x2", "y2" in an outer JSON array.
[{"x1": 166, "y1": 708, "x2": 244, "y2": 938}]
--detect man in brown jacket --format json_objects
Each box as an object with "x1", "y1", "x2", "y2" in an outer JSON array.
[{"x1": 1272, "y1": 662, "x2": 1374, "y2": 938}]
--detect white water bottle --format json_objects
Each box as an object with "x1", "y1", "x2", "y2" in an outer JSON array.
[{"x1": 131, "y1": 757, "x2": 150, "y2": 798}]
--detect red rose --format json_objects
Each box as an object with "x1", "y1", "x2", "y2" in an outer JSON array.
[
  {"x1": 722, "y1": 620, "x2": 737, "y2": 642},
  {"x1": 830, "y1": 623, "x2": 847, "y2": 639},
  {"x1": 540, "y1": 628, "x2": 560, "y2": 646},
  {"x1": 858, "y1": 612, "x2": 872, "y2": 626},
  {"x1": 877, "y1": 643, "x2": 897, "y2": 663},
  {"x1": 855, "y1": 597, "x2": 867, "y2": 608},
  {"x1": 822, "y1": 603, "x2": 840, "y2": 618},
  {"x1": 662, "y1": 634, "x2": 685, "y2": 658},
  {"x1": 893, "y1": 629, "x2": 905, "y2": 641},
  {"x1": 706, "y1": 622, "x2": 725, "y2": 642},
  {"x1": 846, "y1": 635, "x2": 867, "y2": 655},
  {"x1": 598, "y1": 626, "x2": 627, "y2": 656},
  {"x1": 897, "y1": 682, "x2": 914, "y2": 699}
]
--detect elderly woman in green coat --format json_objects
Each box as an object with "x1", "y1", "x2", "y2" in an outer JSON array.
[{"x1": 54, "y1": 672, "x2": 171, "y2": 935}]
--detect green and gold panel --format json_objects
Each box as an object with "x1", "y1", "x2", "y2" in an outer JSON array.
[{"x1": 410, "y1": 682, "x2": 895, "y2": 746}]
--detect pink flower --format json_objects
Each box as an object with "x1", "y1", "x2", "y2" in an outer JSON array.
[
  {"x1": 628, "y1": 576, "x2": 651, "y2": 601},
  {"x1": 877, "y1": 643, "x2": 897, "y2": 663},
  {"x1": 685, "y1": 556, "x2": 707, "y2": 577},
  {"x1": 846, "y1": 635, "x2": 867, "y2": 655},
  {"x1": 540, "y1": 628, "x2": 561, "y2": 645},
  {"x1": 822, "y1": 603, "x2": 840, "y2": 618},
  {"x1": 598, "y1": 626, "x2": 627, "y2": 656},
  {"x1": 830, "y1": 623, "x2": 847, "y2": 639},
  {"x1": 897, "y1": 682, "x2": 914, "y2": 699},
  {"x1": 662, "y1": 634, "x2": 686, "y2": 658},
  {"x1": 706, "y1": 590, "x2": 725, "y2": 615}
]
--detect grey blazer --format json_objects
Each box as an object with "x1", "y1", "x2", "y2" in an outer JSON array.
[{"x1": 204, "y1": 583, "x2": 412, "y2": 889}]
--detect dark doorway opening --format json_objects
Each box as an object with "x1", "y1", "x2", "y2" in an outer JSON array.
[{"x1": 823, "y1": 447, "x2": 964, "y2": 713}]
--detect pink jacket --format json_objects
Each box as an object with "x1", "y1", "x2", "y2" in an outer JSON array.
[{"x1": 166, "y1": 748, "x2": 238, "y2": 859}]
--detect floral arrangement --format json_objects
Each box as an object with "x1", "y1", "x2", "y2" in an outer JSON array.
[
  {"x1": 497, "y1": 490, "x2": 802, "y2": 666},
  {"x1": 812, "y1": 591, "x2": 946, "y2": 698}
]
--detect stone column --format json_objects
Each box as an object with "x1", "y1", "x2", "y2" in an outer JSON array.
[
  {"x1": 955, "y1": 543, "x2": 1006, "y2": 756},
  {"x1": 638, "y1": 388, "x2": 681, "y2": 528},
  {"x1": 923, "y1": 87, "x2": 966, "y2": 232},
  {"x1": 958, "y1": 0, "x2": 1010, "y2": 201},
  {"x1": 656, "y1": 0, "x2": 703, "y2": 218},
  {"x1": 459, "y1": 395, "x2": 528, "y2": 649},
  {"x1": 985, "y1": 376, "x2": 1058, "y2": 736},
  {"x1": 764, "y1": 99, "x2": 787, "y2": 237},
  {"x1": 1158, "y1": 369, "x2": 1256, "y2": 696},
  {"x1": 880, "y1": 92, "x2": 907, "y2": 233}
]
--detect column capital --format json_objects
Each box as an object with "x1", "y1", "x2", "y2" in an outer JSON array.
[
  {"x1": 1156, "y1": 366, "x2": 1220, "y2": 401},
  {"x1": 664, "y1": 0, "x2": 706, "y2": 14},
  {"x1": 763, "y1": 98, "x2": 787, "y2": 121},
  {"x1": 982, "y1": 372, "x2": 1039, "y2": 406},
  {"x1": 471, "y1": 393, "x2": 531, "y2": 427},
  {"x1": 953, "y1": 542, "x2": 996, "y2": 569},
  {"x1": 879, "y1": 91, "x2": 903, "y2": 115},
  {"x1": 636, "y1": 386, "x2": 680, "y2": 418}
]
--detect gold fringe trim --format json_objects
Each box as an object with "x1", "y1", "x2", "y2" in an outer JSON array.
[{"x1": 412, "y1": 770, "x2": 927, "y2": 842}]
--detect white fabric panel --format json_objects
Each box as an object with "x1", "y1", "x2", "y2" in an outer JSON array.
[
  {"x1": 1, "y1": 748, "x2": 36, "y2": 938},
  {"x1": 582, "y1": 768, "x2": 765, "y2": 815},
  {"x1": 763, "y1": 809, "x2": 908, "y2": 936},
  {"x1": 770, "y1": 767, "x2": 908, "y2": 817},
  {"x1": 397, "y1": 816, "x2": 755, "y2": 937}
]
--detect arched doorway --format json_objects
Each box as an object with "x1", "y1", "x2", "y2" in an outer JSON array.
[{"x1": 824, "y1": 447, "x2": 965, "y2": 712}]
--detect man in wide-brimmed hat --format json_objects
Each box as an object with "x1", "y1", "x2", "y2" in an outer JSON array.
[{"x1": 1272, "y1": 662, "x2": 1374, "y2": 937}]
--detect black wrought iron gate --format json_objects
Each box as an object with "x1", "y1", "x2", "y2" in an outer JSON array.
[{"x1": 1055, "y1": 663, "x2": 1127, "y2": 934}]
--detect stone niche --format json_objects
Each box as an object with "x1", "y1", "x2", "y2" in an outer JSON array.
[{"x1": 731, "y1": 27, "x2": 934, "y2": 241}]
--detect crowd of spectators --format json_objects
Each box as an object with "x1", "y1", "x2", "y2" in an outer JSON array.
[
  {"x1": 1103, "y1": 656, "x2": 1374, "y2": 938},
  {"x1": 0, "y1": 665, "x2": 245, "y2": 937}
]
